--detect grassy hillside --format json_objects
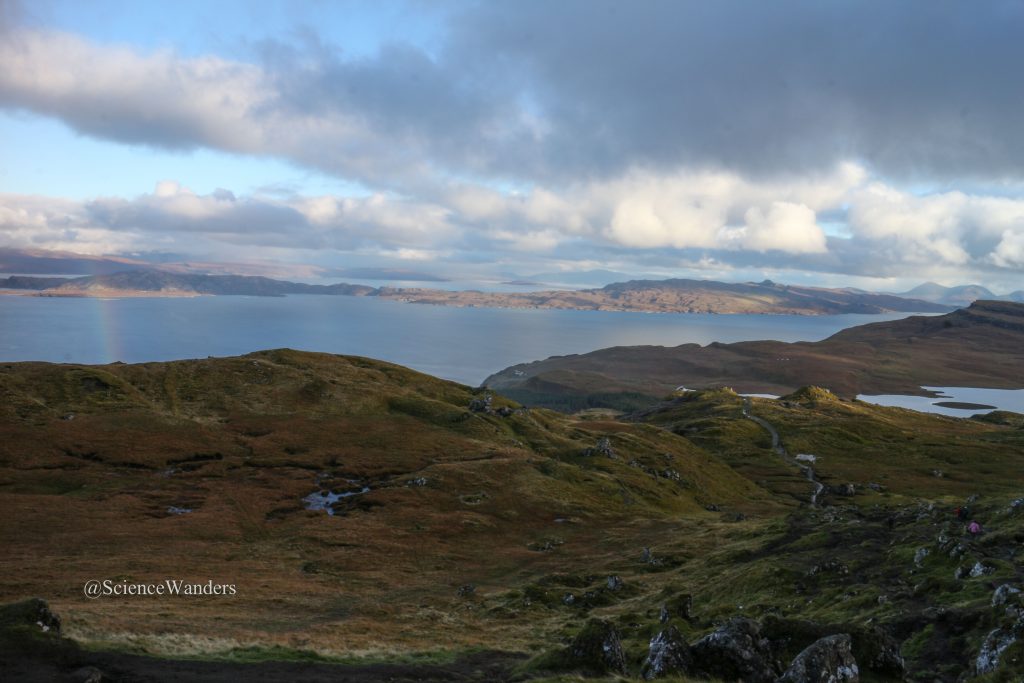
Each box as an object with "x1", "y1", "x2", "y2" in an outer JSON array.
[{"x1": 1, "y1": 352, "x2": 1022, "y2": 681}]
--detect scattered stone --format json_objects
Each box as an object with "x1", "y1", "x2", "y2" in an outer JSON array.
[
  {"x1": 61, "y1": 413, "x2": 75, "y2": 421},
  {"x1": 932, "y1": 469, "x2": 945, "y2": 478},
  {"x1": 831, "y1": 483, "x2": 857, "y2": 497},
  {"x1": 642, "y1": 626, "x2": 693, "y2": 680},
  {"x1": 690, "y1": 617, "x2": 780, "y2": 683},
  {"x1": 954, "y1": 565, "x2": 971, "y2": 580},
  {"x1": 468, "y1": 395, "x2": 493, "y2": 413},
  {"x1": 562, "y1": 593, "x2": 576, "y2": 606},
  {"x1": 606, "y1": 575, "x2": 624, "y2": 591},
  {"x1": 528, "y1": 537, "x2": 564, "y2": 552},
  {"x1": 795, "y1": 453, "x2": 817, "y2": 463},
  {"x1": 660, "y1": 594, "x2": 694, "y2": 623},
  {"x1": 167, "y1": 506, "x2": 193, "y2": 515},
  {"x1": 564, "y1": 618, "x2": 628, "y2": 675},
  {"x1": 70, "y1": 667, "x2": 106, "y2": 683},
  {"x1": 660, "y1": 468, "x2": 682, "y2": 482},
  {"x1": 456, "y1": 584, "x2": 476, "y2": 597},
  {"x1": 705, "y1": 503, "x2": 721, "y2": 512},
  {"x1": 976, "y1": 627, "x2": 1018, "y2": 675},
  {"x1": 948, "y1": 543, "x2": 967, "y2": 560},
  {"x1": 406, "y1": 477, "x2": 429, "y2": 487},
  {"x1": 913, "y1": 547, "x2": 930, "y2": 567},
  {"x1": 807, "y1": 559, "x2": 849, "y2": 577},
  {"x1": 778, "y1": 633, "x2": 859, "y2": 683},
  {"x1": 970, "y1": 561, "x2": 995, "y2": 578},
  {"x1": 641, "y1": 547, "x2": 653, "y2": 564},
  {"x1": 993, "y1": 584, "x2": 1021, "y2": 606},
  {"x1": 866, "y1": 482, "x2": 884, "y2": 492},
  {"x1": 495, "y1": 406, "x2": 514, "y2": 417},
  {"x1": 583, "y1": 437, "x2": 616, "y2": 458}
]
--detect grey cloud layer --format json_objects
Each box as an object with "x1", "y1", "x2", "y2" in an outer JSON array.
[
  {"x1": 4, "y1": 1, "x2": 1024, "y2": 182},
  {"x1": 1, "y1": 1, "x2": 1024, "y2": 285}
]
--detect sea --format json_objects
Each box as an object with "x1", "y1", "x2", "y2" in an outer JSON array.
[{"x1": 0, "y1": 293, "x2": 924, "y2": 386}]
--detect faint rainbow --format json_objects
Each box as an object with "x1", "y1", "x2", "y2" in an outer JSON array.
[{"x1": 86, "y1": 296, "x2": 123, "y2": 364}]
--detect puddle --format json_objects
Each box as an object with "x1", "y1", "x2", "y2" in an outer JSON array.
[{"x1": 304, "y1": 485, "x2": 371, "y2": 515}]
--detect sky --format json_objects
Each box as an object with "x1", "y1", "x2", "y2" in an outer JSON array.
[{"x1": 2, "y1": 0, "x2": 1024, "y2": 290}]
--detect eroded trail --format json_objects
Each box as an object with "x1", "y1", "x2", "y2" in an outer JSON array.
[{"x1": 742, "y1": 397, "x2": 824, "y2": 506}]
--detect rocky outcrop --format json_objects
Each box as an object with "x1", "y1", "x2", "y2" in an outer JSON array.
[
  {"x1": 564, "y1": 618, "x2": 628, "y2": 675},
  {"x1": 777, "y1": 634, "x2": 859, "y2": 682},
  {"x1": 642, "y1": 626, "x2": 692, "y2": 680},
  {"x1": 583, "y1": 437, "x2": 616, "y2": 458},
  {"x1": 0, "y1": 597, "x2": 61, "y2": 635},
  {"x1": 761, "y1": 617, "x2": 903, "y2": 677},
  {"x1": 993, "y1": 584, "x2": 1021, "y2": 606},
  {"x1": 689, "y1": 617, "x2": 780, "y2": 683},
  {"x1": 975, "y1": 626, "x2": 1019, "y2": 675}
]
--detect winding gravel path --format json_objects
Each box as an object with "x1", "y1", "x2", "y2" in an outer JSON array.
[{"x1": 742, "y1": 397, "x2": 824, "y2": 507}]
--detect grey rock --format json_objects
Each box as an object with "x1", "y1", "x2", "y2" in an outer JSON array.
[
  {"x1": 0, "y1": 597, "x2": 61, "y2": 636},
  {"x1": 456, "y1": 584, "x2": 476, "y2": 597},
  {"x1": 606, "y1": 575, "x2": 624, "y2": 591},
  {"x1": 913, "y1": 547, "x2": 930, "y2": 567},
  {"x1": 690, "y1": 617, "x2": 780, "y2": 683},
  {"x1": 993, "y1": 584, "x2": 1021, "y2": 606},
  {"x1": 778, "y1": 634, "x2": 859, "y2": 683},
  {"x1": 70, "y1": 667, "x2": 106, "y2": 683},
  {"x1": 583, "y1": 437, "x2": 616, "y2": 458},
  {"x1": 970, "y1": 561, "x2": 995, "y2": 578},
  {"x1": 468, "y1": 394, "x2": 493, "y2": 413},
  {"x1": 642, "y1": 626, "x2": 692, "y2": 680},
  {"x1": 976, "y1": 627, "x2": 1017, "y2": 675},
  {"x1": 565, "y1": 618, "x2": 628, "y2": 675}
]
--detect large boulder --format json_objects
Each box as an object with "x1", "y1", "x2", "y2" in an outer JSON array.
[
  {"x1": 690, "y1": 617, "x2": 780, "y2": 683},
  {"x1": 641, "y1": 626, "x2": 692, "y2": 680},
  {"x1": 564, "y1": 618, "x2": 629, "y2": 676},
  {"x1": 762, "y1": 616, "x2": 903, "y2": 677},
  {"x1": 778, "y1": 634, "x2": 859, "y2": 683}
]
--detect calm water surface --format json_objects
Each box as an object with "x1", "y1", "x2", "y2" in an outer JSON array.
[
  {"x1": 0, "y1": 295, "x2": 927, "y2": 385},
  {"x1": 857, "y1": 387, "x2": 1024, "y2": 418}
]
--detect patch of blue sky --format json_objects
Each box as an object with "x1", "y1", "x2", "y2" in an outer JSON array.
[
  {"x1": 0, "y1": 112, "x2": 370, "y2": 200},
  {"x1": 34, "y1": 0, "x2": 448, "y2": 60}
]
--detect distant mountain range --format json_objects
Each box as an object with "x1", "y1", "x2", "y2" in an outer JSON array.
[
  {"x1": 0, "y1": 271, "x2": 376, "y2": 297},
  {"x1": 2, "y1": 270, "x2": 954, "y2": 315},
  {"x1": 896, "y1": 281, "x2": 1024, "y2": 306},
  {"x1": 379, "y1": 278, "x2": 952, "y2": 315}
]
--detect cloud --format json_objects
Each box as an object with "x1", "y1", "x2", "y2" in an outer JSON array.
[
  {"x1": 3, "y1": 3, "x2": 1024, "y2": 187},
  {"x1": 1, "y1": 4, "x2": 1024, "y2": 287}
]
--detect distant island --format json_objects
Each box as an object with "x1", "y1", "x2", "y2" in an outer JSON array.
[{"x1": 1, "y1": 270, "x2": 953, "y2": 316}]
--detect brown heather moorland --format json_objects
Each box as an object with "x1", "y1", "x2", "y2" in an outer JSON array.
[{"x1": 0, "y1": 348, "x2": 1023, "y2": 681}]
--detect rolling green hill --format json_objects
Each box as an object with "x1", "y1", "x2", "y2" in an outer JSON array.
[{"x1": 1, "y1": 351, "x2": 1022, "y2": 681}]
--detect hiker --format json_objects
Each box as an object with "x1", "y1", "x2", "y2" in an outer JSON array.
[
  {"x1": 968, "y1": 520, "x2": 983, "y2": 535},
  {"x1": 956, "y1": 506, "x2": 970, "y2": 522}
]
